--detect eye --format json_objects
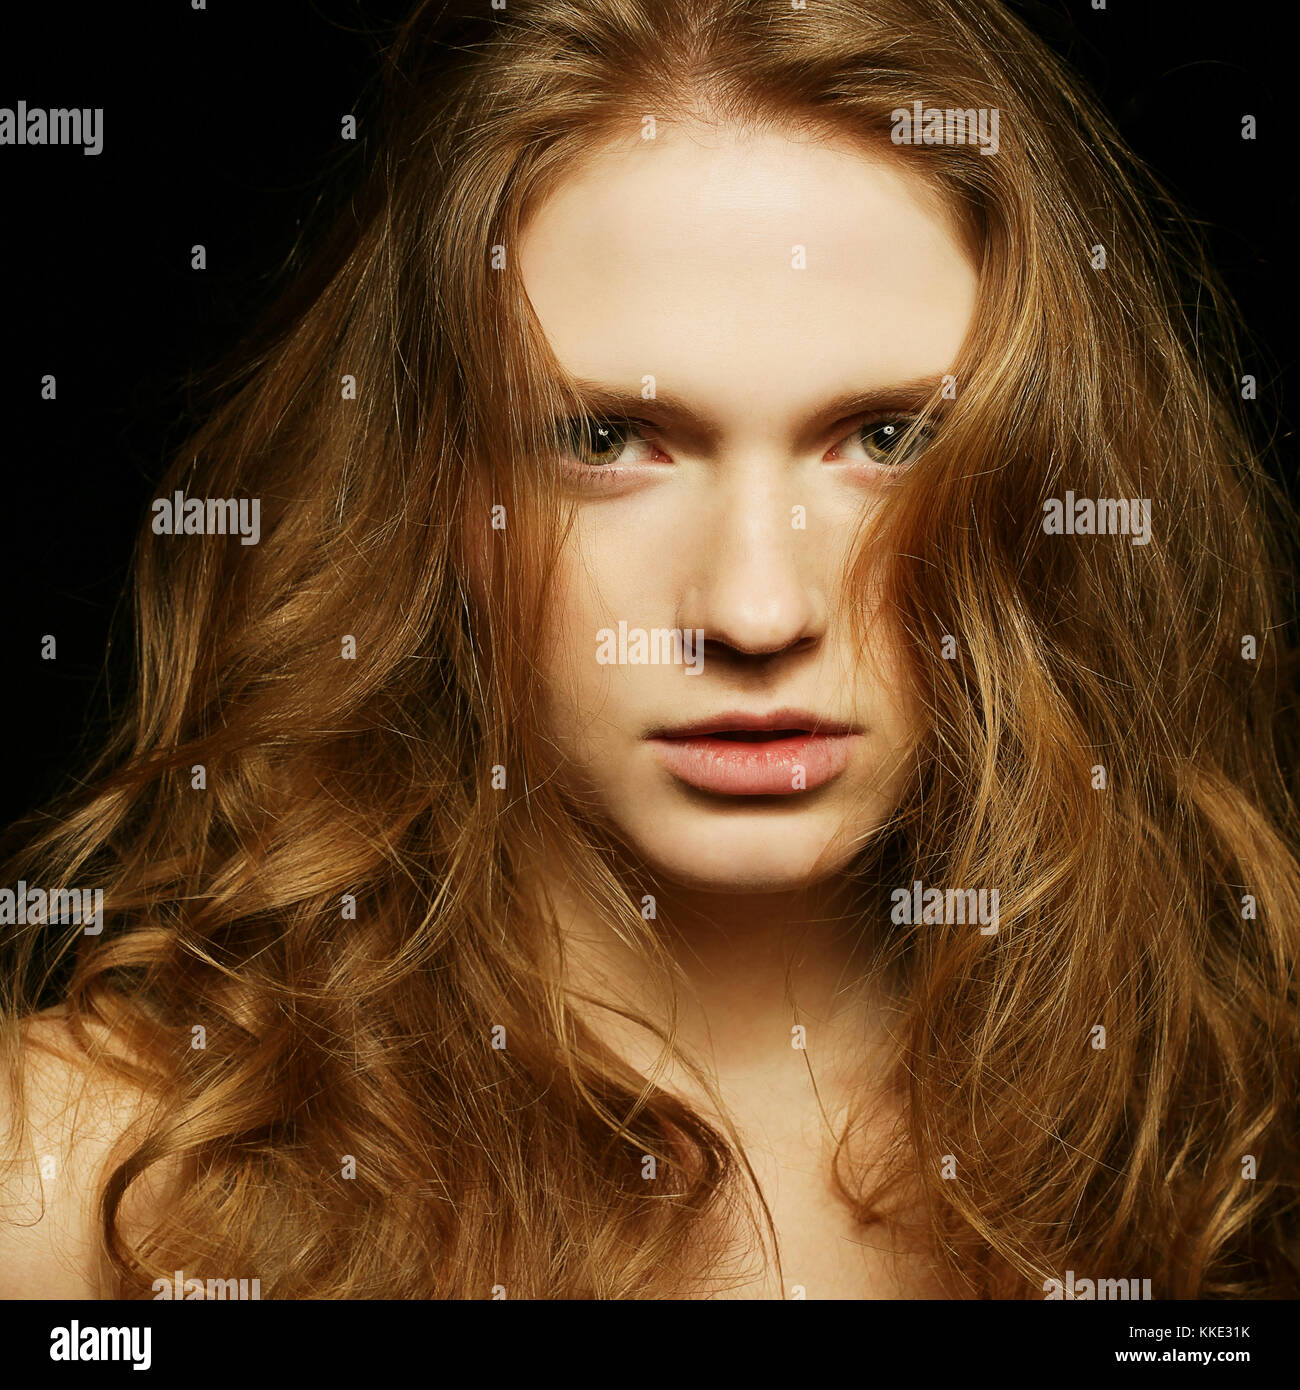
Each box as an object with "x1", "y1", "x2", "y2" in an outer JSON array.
[
  {"x1": 827, "y1": 415, "x2": 932, "y2": 468},
  {"x1": 558, "y1": 417, "x2": 664, "y2": 469}
]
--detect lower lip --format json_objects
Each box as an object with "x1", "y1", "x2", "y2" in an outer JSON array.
[{"x1": 649, "y1": 732, "x2": 859, "y2": 796}]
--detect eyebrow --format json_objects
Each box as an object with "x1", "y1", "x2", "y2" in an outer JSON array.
[{"x1": 562, "y1": 375, "x2": 948, "y2": 444}]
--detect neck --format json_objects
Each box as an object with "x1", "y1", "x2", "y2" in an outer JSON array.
[{"x1": 536, "y1": 860, "x2": 898, "y2": 1108}]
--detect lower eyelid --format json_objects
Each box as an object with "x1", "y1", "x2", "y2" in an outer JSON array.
[{"x1": 559, "y1": 458, "x2": 650, "y2": 486}]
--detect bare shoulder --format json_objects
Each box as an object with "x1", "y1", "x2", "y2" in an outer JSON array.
[{"x1": 0, "y1": 1007, "x2": 174, "y2": 1298}]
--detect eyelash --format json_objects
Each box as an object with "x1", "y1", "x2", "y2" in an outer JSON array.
[{"x1": 555, "y1": 413, "x2": 933, "y2": 479}]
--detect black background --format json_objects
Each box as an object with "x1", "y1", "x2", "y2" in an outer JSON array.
[{"x1": 0, "y1": 0, "x2": 1294, "y2": 832}]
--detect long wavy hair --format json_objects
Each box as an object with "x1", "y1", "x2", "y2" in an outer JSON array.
[{"x1": 3, "y1": 0, "x2": 1297, "y2": 1299}]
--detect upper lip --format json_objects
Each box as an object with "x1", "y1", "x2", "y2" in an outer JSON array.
[{"x1": 646, "y1": 709, "x2": 860, "y2": 739}]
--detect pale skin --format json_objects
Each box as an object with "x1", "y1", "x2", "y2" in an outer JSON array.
[
  {"x1": 519, "y1": 121, "x2": 978, "y2": 1295},
  {"x1": 0, "y1": 122, "x2": 977, "y2": 1299},
  {"x1": 0, "y1": 1012, "x2": 173, "y2": 1297}
]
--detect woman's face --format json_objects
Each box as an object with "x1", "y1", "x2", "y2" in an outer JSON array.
[{"x1": 517, "y1": 124, "x2": 977, "y2": 892}]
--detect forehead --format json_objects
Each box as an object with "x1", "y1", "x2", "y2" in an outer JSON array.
[{"x1": 517, "y1": 124, "x2": 979, "y2": 433}]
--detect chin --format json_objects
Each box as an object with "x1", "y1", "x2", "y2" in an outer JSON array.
[{"x1": 612, "y1": 801, "x2": 867, "y2": 894}]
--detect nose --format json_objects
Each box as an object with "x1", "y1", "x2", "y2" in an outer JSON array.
[{"x1": 676, "y1": 462, "x2": 827, "y2": 659}]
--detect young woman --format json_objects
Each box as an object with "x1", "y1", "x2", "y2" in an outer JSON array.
[{"x1": 2, "y1": 0, "x2": 1297, "y2": 1300}]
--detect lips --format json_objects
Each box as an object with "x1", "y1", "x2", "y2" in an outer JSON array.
[{"x1": 646, "y1": 709, "x2": 861, "y2": 796}]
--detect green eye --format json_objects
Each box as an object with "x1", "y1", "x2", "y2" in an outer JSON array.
[
  {"x1": 562, "y1": 417, "x2": 633, "y2": 467},
  {"x1": 861, "y1": 418, "x2": 932, "y2": 465}
]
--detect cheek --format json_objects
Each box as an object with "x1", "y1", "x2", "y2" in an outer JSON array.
[
  {"x1": 537, "y1": 572, "x2": 593, "y2": 738},
  {"x1": 832, "y1": 546, "x2": 921, "y2": 762},
  {"x1": 534, "y1": 536, "x2": 626, "y2": 759},
  {"x1": 856, "y1": 624, "x2": 922, "y2": 787},
  {"x1": 544, "y1": 508, "x2": 662, "y2": 665}
]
